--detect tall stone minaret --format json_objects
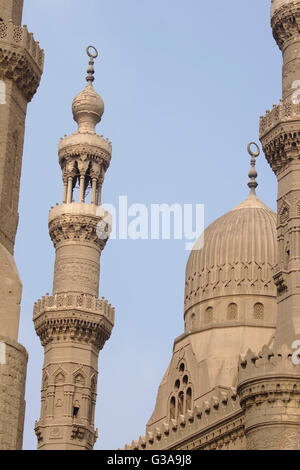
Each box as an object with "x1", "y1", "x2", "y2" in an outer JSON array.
[
  {"x1": 260, "y1": 0, "x2": 300, "y2": 348},
  {"x1": 237, "y1": 0, "x2": 300, "y2": 450},
  {"x1": 0, "y1": 0, "x2": 43, "y2": 450},
  {"x1": 33, "y1": 46, "x2": 114, "y2": 451}
]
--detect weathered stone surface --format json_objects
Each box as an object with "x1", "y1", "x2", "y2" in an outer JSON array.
[
  {"x1": 0, "y1": 336, "x2": 28, "y2": 450},
  {"x1": 0, "y1": 1, "x2": 43, "y2": 451}
]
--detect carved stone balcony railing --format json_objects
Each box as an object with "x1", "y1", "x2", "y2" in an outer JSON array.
[
  {"x1": 0, "y1": 19, "x2": 44, "y2": 101},
  {"x1": 259, "y1": 100, "x2": 300, "y2": 138},
  {"x1": 33, "y1": 293, "x2": 115, "y2": 325},
  {"x1": 33, "y1": 293, "x2": 115, "y2": 349},
  {"x1": 0, "y1": 19, "x2": 44, "y2": 69}
]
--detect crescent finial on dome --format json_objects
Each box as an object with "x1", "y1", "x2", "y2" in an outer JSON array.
[{"x1": 247, "y1": 142, "x2": 260, "y2": 195}]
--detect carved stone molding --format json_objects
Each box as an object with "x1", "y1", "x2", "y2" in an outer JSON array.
[
  {"x1": 184, "y1": 261, "x2": 276, "y2": 310},
  {"x1": 237, "y1": 345, "x2": 300, "y2": 450},
  {"x1": 238, "y1": 344, "x2": 300, "y2": 409},
  {"x1": 33, "y1": 293, "x2": 114, "y2": 348},
  {"x1": 33, "y1": 293, "x2": 115, "y2": 323},
  {"x1": 0, "y1": 21, "x2": 44, "y2": 101},
  {"x1": 49, "y1": 214, "x2": 108, "y2": 250},
  {"x1": 33, "y1": 309, "x2": 113, "y2": 349},
  {"x1": 273, "y1": 270, "x2": 288, "y2": 294},
  {"x1": 259, "y1": 101, "x2": 300, "y2": 174},
  {"x1": 59, "y1": 141, "x2": 112, "y2": 170},
  {"x1": 271, "y1": 2, "x2": 300, "y2": 50}
]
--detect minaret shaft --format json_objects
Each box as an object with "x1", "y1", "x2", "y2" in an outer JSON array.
[
  {"x1": 0, "y1": 0, "x2": 44, "y2": 450},
  {"x1": 260, "y1": 0, "x2": 300, "y2": 348},
  {"x1": 237, "y1": 1, "x2": 300, "y2": 451},
  {"x1": 34, "y1": 48, "x2": 114, "y2": 450}
]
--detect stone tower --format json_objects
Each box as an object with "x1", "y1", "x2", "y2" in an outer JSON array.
[
  {"x1": 33, "y1": 47, "x2": 114, "y2": 450},
  {"x1": 237, "y1": 0, "x2": 300, "y2": 450},
  {"x1": 0, "y1": 0, "x2": 43, "y2": 450}
]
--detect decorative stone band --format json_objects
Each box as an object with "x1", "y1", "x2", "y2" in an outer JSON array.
[
  {"x1": 58, "y1": 139, "x2": 112, "y2": 170},
  {"x1": 238, "y1": 344, "x2": 300, "y2": 403},
  {"x1": 0, "y1": 335, "x2": 28, "y2": 450},
  {"x1": 48, "y1": 213, "x2": 108, "y2": 250},
  {"x1": 237, "y1": 344, "x2": 300, "y2": 450},
  {"x1": 33, "y1": 293, "x2": 114, "y2": 348},
  {"x1": 271, "y1": 1, "x2": 300, "y2": 50},
  {"x1": 184, "y1": 261, "x2": 276, "y2": 311},
  {"x1": 259, "y1": 101, "x2": 300, "y2": 174},
  {"x1": 259, "y1": 100, "x2": 300, "y2": 137},
  {"x1": 122, "y1": 387, "x2": 242, "y2": 451},
  {"x1": 34, "y1": 422, "x2": 98, "y2": 450},
  {"x1": 0, "y1": 20, "x2": 44, "y2": 101}
]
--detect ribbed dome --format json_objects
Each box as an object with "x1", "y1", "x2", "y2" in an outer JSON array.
[{"x1": 184, "y1": 192, "x2": 277, "y2": 317}]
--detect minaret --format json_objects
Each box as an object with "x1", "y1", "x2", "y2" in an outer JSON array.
[
  {"x1": 237, "y1": 0, "x2": 300, "y2": 450},
  {"x1": 0, "y1": 0, "x2": 43, "y2": 450},
  {"x1": 260, "y1": 0, "x2": 300, "y2": 348},
  {"x1": 33, "y1": 47, "x2": 114, "y2": 450}
]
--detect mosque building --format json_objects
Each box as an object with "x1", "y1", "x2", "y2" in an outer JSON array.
[{"x1": 1, "y1": 0, "x2": 300, "y2": 451}]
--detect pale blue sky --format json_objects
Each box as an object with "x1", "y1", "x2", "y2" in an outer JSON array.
[{"x1": 17, "y1": 0, "x2": 280, "y2": 449}]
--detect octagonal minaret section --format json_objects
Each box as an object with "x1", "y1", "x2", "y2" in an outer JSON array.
[{"x1": 33, "y1": 47, "x2": 115, "y2": 450}]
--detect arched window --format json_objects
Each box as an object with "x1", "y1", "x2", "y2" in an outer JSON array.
[
  {"x1": 0, "y1": 80, "x2": 6, "y2": 104},
  {"x1": 191, "y1": 313, "x2": 196, "y2": 330},
  {"x1": 227, "y1": 303, "x2": 237, "y2": 320},
  {"x1": 55, "y1": 372, "x2": 65, "y2": 384},
  {"x1": 178, "y1": 391, "x2": 184, "y2": 416},
  {"x1": 254, "y1": 303, "x2": 264, "y2": 320},
  {"x1": 170, "y1": 396, "x2": 176, "y2": 420},
  {"x1": 186, "y1": 387, "x2": 192, "y2": 411},
  {"x1": 204, "y1": 307, "x2": 213, "y2": 324}
]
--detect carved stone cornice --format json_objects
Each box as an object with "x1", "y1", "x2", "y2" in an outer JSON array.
[
  {"x1": 273, "y1": 270, "x2": 288, "y2": 294},
  {"x1": 34, "y1": 423, "x2": 98, "y2": 450},
  {"x1": 49, "y1": 213, "x2": 108, "y2": 250},
  {"x1": 237, "y1": 344, "x2": 300, "y2": 449},
  {"x1": 58, "y1": 139, "x2": 112, "y2": 171},
  {"x1": 259, "y1": 101, "x2": 300, "y2": 175},
  {"x1": 271, "y1": 2, "x2": 300, "y2": 50},
  {"x1": 33, "y1": 293, "x2": 114, "y2": 349},
  {"x1": 238, "y1": 344, "x2": 300, "y2": 406},
  {"x1": 0, "y1": 20, "x2": 44, "y2": 102}
]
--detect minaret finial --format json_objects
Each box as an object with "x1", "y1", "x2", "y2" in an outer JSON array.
[
  {"x1": 247, "y1": 142, "x2": 260, "y2": 195},
  {"x1": 86, "y1": 45, "x2": 99, "y2": 84}
]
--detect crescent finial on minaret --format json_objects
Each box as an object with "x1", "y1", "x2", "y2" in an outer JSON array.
[
  {"x1": 247, "y1": 142, "x2": 260, "y2": 195},
  {"x1": 86, "y1": 45, "x2": 99, "y2": 84}
]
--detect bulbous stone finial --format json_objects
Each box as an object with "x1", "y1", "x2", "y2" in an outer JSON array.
[
  {"x1": 71, "y1": 46, "x2": 104, "y2": 133},
  {"x1": 247, "y1": 142, "x2": 260, "y2": 195}
]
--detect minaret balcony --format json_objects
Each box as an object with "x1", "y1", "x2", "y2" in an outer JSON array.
[
  {"x1": 259, "y1": 100, "x2": 300, "y2": 175},
  {"x1": 48, "y1": 203, "x2": 111, "y2": 251},
  {"x1": 33, "y1": 293, "x2": 115, "y2": 349},
  {"x1": 49, "y1": 201, "x2": 108, "y2": 222},
  {"x1": 0, "y1": 19, "x2": 44, "y2": 101}
]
